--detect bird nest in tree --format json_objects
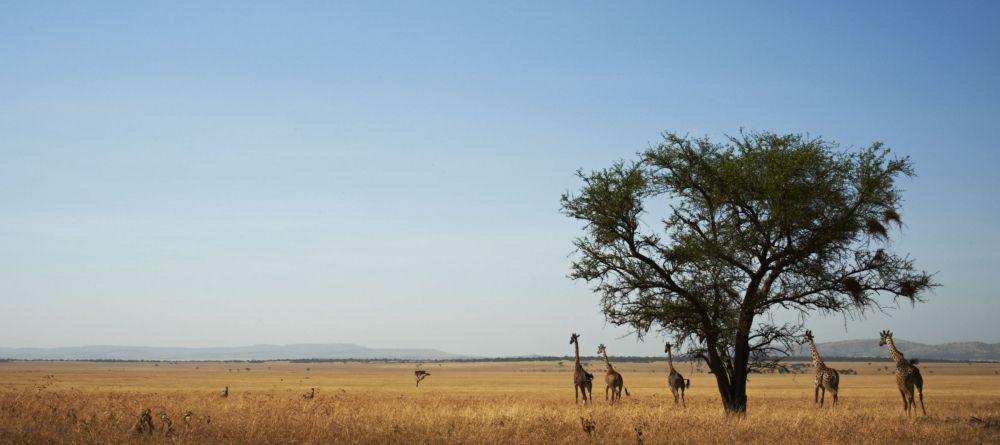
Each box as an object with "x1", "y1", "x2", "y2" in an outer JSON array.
[
  {"x1": 883, "y1": 208, "x2": 902, "y2": 226},
  {"x1": 865, "y1": 218, "x2": 888, "y2": 240},
  {"x1": 900, "y1": 281, "x2": 918, "y2": 297},
  {"x1": 842, "y1": 277, "x2": 864, "y2": 304}
]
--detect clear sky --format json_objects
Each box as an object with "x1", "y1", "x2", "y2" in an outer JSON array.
[{"x1": 2, "y1": 2, "x2": 998, "y2": 357}]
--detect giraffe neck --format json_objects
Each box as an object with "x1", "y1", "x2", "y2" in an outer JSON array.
[
  {"x1": 573, "y1": 340, "x2": 581, "y2": 366},
  {"x1": 807, "y1": 339, "x2": 826, "y2": 369},
  {"x1": 885, "y1": 338, "x2": 907, "y2": 366},
  {"x1": 667, "y1": 348, "x2": 675, "y2": 371},
  {"x1": 602, "y1": 351, "x2": 615, "y2": 372}
]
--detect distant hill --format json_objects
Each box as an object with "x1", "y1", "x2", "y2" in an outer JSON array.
[
  {"x1": 0, "y1": 344, "x2": 471, "y2": 361},
  {"x1": 3, "y1": 339, "x2": 997, "y2": 362},
  {"x1": 792, "y1": 339, "x2": 1000, "y2": 361}
]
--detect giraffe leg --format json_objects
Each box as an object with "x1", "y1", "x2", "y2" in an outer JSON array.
[
  {"x1": 831, "y1": 388, "x2": 838, "y2": 408},
  {"x1": 605, "y1": 385, "x2": 610, "y2": 403},
  {"x1": 820, "y1": 386, "x2": 826, "y2": 407},
  {"x1": 680, "y1": 385, "x2": 685, "y2": 407},
  {"x1": 814, "y1": 385, "x2": 820, "y2": 405},
  {"x1": 575, "y1": 385, "x2": 580, "y2": 404},
  {"x1": 899, "y1": 389, "x2": 909, "y2": 414}
]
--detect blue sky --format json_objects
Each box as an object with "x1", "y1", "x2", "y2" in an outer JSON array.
[{"x1": 1, "y1": 2, "x2": 998, "y2": 356}]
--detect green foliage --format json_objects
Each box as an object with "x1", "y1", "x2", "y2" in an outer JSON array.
[{"x1": 561, "y1": 130, "x2": 936, "y2": 413}]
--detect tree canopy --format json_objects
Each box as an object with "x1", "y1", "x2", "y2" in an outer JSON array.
[{"x1": 561, "y1": 131, "x2": 935, "y2": 414}]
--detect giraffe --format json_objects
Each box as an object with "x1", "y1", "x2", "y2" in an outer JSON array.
[
  {"x1": 569, "y1": 333, "x2": 594, "y2": 404},
  {"x1": 879, "y1": 330, "x2": 926, "y2": 416},
  {"x1": 803, "y1": 330, "x2": 839, "y2": 407},
  {"x1": 597, "y1": 344, "x2": 629, "y2": 404},
  {"x1": 665, "y1": 343, "x2": 690, "y2": 406}
]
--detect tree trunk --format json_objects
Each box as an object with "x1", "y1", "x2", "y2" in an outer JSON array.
[
  {"x1": 725, "y1": 319, "x2": 752, "y2": 415},
  {"x1": 706, "y1": 322, "x2": 753, "y2": 415},
  {"x1": 704, "y1": 336, "x2": 742, "y2": 414},
  {"x1": 722, "y1": 370, "x2": 748, "y2": 415}
]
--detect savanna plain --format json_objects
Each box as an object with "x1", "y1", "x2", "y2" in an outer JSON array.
[{"x1": 1, "y1": 360, "x2": 999, "y2": 444}]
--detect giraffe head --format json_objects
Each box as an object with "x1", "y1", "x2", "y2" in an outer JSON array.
[
  {"x1": 664, "y1": 343, "x2": 672, "y2": 354},
  {"x1": 597, "y1": 344, "x2": 606, "y2": 355},
  {"x1": 570, "y1": 333, "x2": 580, "y2": 345},
  {"x1": 802, "y1": 330, "x2": 814, "y2": 344},
  {"x1": 878, "y1": 330, "x2": 893, "y2": 346}
]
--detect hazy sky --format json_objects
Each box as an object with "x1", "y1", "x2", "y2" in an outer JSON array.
[{"x1": 2, "y1": 2, "x2": 998, "y2": 357}]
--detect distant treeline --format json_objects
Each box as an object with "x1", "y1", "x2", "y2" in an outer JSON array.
[
  {"x1": 288, "y1": 356, "x2": 667, "y2": 364},
  {"x1": 0, "y1": 356, "x2": 992, "y2": 364},
  {"x1": 785, "y1": 356, "x2": 991, "y2": 363},
  {"x1": 290, "y1": 356, "x2": 991, "y2": 364},
  {"x1": 0, "y1": 358, "x2": 273, "y2": 364}
]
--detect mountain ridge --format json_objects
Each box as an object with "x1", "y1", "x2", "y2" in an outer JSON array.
[
  {"x1": 792, "y1": 339, "x2": 1000, "y2": 361},
  {"x1": 2, "y1": 339, "x2": 998, "y2": 361},
  {"x1": 0, "y1": 343, "x2": 472, "y2": 361}
]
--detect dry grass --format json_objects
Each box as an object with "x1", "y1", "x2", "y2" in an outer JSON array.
[{"x1": 2, "y1": 360, "x2": 1000, "y2": 444}]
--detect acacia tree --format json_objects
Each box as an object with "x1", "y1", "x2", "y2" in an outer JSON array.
[{"x1": 561, "y1": 131, "x2": 935, "y2": 415}]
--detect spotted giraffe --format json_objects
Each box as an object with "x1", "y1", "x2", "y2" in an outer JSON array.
[
  {"x1": 569, "y1": 333, "x2": 594, "y2": 404},
  {"x1": 664, "y1": 343, "x2": 690, "y2": 406},
  {"x1": 597, "y1": 344, "x2": 629, "y2": 404},
  {"x1": 879, "y1": 330, "x2": 926, "y2": 416},
  {"x1": 803, "y1": 330, "x2": 839, "y2": 407}
]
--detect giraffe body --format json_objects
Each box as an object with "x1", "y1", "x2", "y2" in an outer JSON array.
[
  {"x1": 597, "y1": 344, "x2": 628, "y2": 404},
  {"x1": 879, "y1": 330, "x2": 926, "y2": 416},
  {"x1": 803, "y1": 330, "x2": 839, "y2": 407},
  {"x1": 665, "y1": 343, "x2": 689, "y2": 406},
  {"x1": 570, "y1": 334, "x2": 593, "y2": 404}
]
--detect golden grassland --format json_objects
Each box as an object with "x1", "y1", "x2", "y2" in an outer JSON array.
[{"x1": 2, "y1": 360, "x2": 999, "y2": 444}]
